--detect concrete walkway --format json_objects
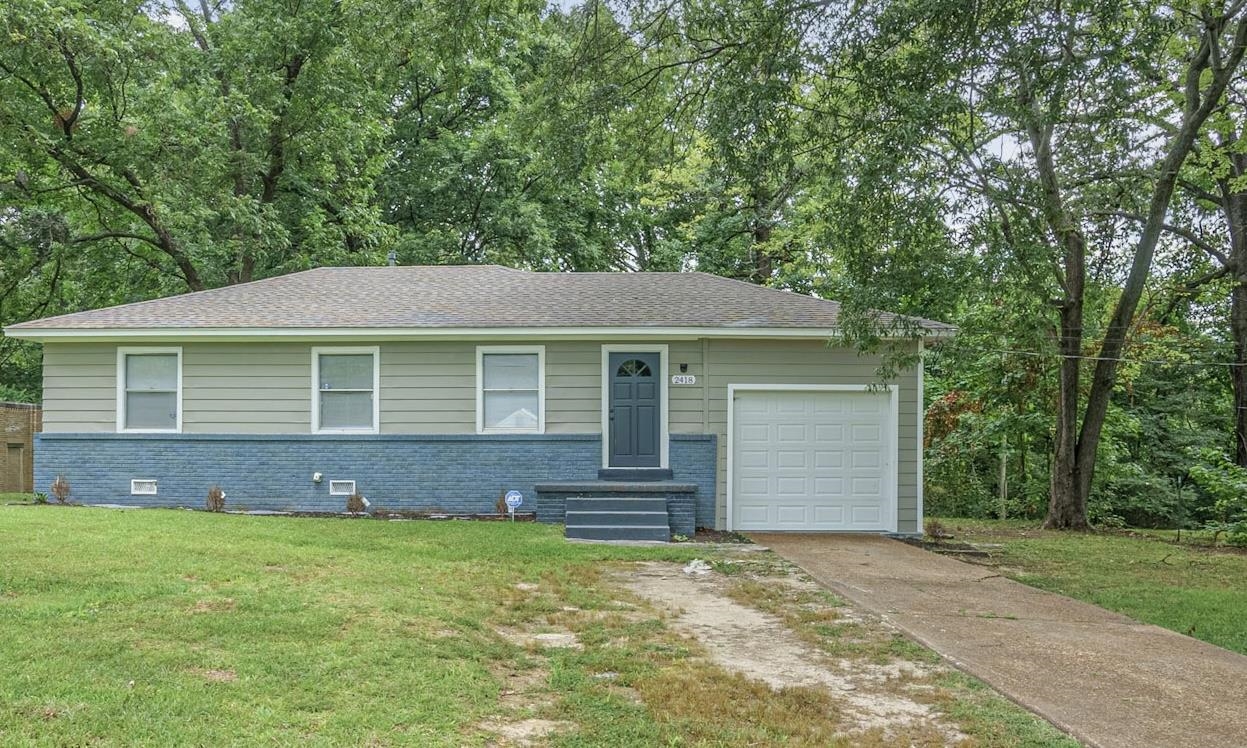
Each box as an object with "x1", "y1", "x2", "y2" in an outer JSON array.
[{"x1": 750, "y1": 533, "x2": 1247, "y2": 748}]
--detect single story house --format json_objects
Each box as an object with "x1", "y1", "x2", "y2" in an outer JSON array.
[{"x1": 3, "y1": 266, "x2": 951, "y2": 538}]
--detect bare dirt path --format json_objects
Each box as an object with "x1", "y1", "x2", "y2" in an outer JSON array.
[
  {"x1": 622, "y1": 560, "x2": 969, "y2": 743},
  {"x1": 754, "y1": 533, "x2": 1247, "y2": 748}
]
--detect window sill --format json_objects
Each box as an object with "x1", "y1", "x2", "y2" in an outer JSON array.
[
  {"x1": 117, "y1": 428, "x2": 181, "y2": 434},
  {"x1": 313, "y1": 428, "x2": 380, "y2": 435}
]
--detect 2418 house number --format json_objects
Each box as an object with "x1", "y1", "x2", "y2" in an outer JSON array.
[{"x1": 671, "y1": 374, "x2": 696, "y2": 385}]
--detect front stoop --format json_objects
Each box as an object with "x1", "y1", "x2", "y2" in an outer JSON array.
[
  {"x1": 564, "y1": 497, "x2": 670, "y2": 542},
  {"x1": 534, "y1": 481, "x2": 697, "y2": 540}
]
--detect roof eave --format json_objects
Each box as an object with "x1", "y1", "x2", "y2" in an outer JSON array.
[{"x1": 2, "y1": 324, "x2": 955, "y2": 343}]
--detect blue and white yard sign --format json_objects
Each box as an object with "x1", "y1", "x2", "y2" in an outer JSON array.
[{"x1": 505, "y1": 490, "x2": 523, "y2": 519}]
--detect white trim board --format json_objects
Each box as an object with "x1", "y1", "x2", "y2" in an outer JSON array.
[
  {"x1": 6, "y1": 325, "x2": 955, "y2": 343},
  {"x1": 115, "y1": 346, "x2": 183, "y2": 434},
  {"x1": 600, "y1": 344, "x2": 669, "y2": 469},
  {"x1": 725, "y1": 383, "x2": 900, "y2": 534},
  {"x1": 916, "y1": 339, "x2": 925, "y2": 528},
  {"x1": 311, "y1": 346, "x2": 380, "y2": 435},
  {"x1": 475, "y1": 345, "x2": 546, "y2": 435}
]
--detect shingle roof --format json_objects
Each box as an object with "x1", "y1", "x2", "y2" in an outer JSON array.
[{"x1": 5, "y1": 266, "x2": 953, "y2": 333}]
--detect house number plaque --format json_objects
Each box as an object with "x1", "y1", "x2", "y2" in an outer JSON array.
[{"x1": 671, "y1": 375, "x2": 696, "y2": 385}]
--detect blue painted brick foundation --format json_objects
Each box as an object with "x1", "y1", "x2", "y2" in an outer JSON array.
[{"x1": 35, "y1": 432, "x2": 719, "y2": 526}]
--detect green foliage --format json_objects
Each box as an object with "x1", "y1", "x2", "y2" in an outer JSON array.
[{"x1": 1186, "y1": 450, "x2": 1247, "y2": 545}]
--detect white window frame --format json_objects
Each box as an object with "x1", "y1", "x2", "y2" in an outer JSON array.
[
  {"x1": 130, "y1": 478, "x2": 158, "y2": 496},
  {"x1": 311, "y1": 346, "x2": 380, "y2": 435},
  {"x1": 600, "y1": 344, "x2": 669, "y2": 469},
  {"x1": 476, "y1": 345, "x2": 546, "y2": 434},
  {"x1": 116, "y1": 346, "x2": 183, "y2": 434},
  {"x1": 328, "y1": 479, "x2": 356, "y2": 496}
]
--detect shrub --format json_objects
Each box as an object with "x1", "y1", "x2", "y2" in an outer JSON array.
[
  {"x1": 205, "y1": 485, "x2": 226, "y2": 512},
  {"x1": 50, "y1": 475, "x2": 70, "y2": 504},
  {"x1": 924, "y1": 518, "x2": 952, "y2": 540},
  {"x1": 1186, "y1": 449, "x2": 1247, "y2": 545},
  {"x1": 32, "y1": 492, "x2": 48, "y2": 505},
  {"x1": 346, "y1": 493, "x2": 366, "y2": 514}
]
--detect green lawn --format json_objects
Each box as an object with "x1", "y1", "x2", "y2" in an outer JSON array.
[
  {"x1": 0, "y1": 507, "x2": 704, "y2": 745},
  {"x1": 0, "y1": 507, "x2": 1071, "y2": 746},
  {"x1": 939, "y1": 518, "x2": 1247, "y2": 656}
]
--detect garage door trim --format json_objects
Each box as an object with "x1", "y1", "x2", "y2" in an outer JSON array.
[{"x1": 726, "y1": 383, "x2": 899, "y2": 533}]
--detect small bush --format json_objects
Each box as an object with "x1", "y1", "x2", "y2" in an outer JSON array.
[
  {"x1": 206, "y1": 485, "x2": 226, "y2": 512},
  {"x1": 346, "y1": 493, "x2": 366, "y2": 514},
  {"x1": 50, "y1": 475, "x2": 70, "y2": 504},
  {"x1": 32, "y1": 492, "x2": 48, "y2": 505},
  {"x1": 924, "y1": 518, "x2": 952, "y2": 540}
]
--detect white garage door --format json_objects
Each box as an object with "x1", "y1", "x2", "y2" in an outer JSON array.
[{"x1": 731, "y1": 388, "x2": 896, "y2": 531}]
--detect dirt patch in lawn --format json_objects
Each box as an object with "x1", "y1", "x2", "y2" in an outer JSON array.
[
  {"x1": 479, "y1": 717, "x2": 576, "y2": 746},
  {"x1": 620, "y1": 560, "x2": 967, "y2": 743},
  {"x1": 188, "y1": 598, "x2": 236, "y2": 614},
  {"x1": 188, "y1": 668, "x2": 237, "y2": 683}
]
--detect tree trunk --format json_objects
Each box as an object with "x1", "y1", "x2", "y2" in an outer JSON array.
[
  {"x1": 1046, "y1": 292, "x2": 1090, "y2": 529},
  {"x1": 1232, "y1": 278, "x2": 1247, "y2": 466}
]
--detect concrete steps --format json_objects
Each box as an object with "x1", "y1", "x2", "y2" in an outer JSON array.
[{"x1": 564, "y1": 497, "x2": 670, "y2": 542}]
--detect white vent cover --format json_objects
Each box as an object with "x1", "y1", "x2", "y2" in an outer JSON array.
[
  {"x1": 131, "y1": 479, "x2": 158, "y2": 495},
  {"x1": 329, "y1": 480, "x2": 356, "y2": 496}
]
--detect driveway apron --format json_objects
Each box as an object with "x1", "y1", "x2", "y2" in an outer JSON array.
[{"x1": 750, "y1": 533, "x2": 1247, "y2": 748}]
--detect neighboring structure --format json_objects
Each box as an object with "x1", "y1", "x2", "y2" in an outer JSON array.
[
  {"x1": 2, "y1": 266, "x2": 951, "y2": 536},
  {"x1": 0, "y1": 402, "x2": 41, "y2": 494}
]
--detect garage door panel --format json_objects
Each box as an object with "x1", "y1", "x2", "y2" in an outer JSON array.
[
  {"x1": 814, "y1": 424, "x2": 844, "y2": 442},
  {"x1": 776, "y1": 423, "x2": 807, "y2": 442},
  {"x1": 852, "y1": 450, "x2": 881, "y2": 469},
  {"x1": 733, "y1": 389, "x2": 894, "y2": 532},
  {"x1": 740, "y1": 423, "x2": 769, "y2": 442},
  {"x1": 738, "y1": 474, "x2": 769, "y2": 492},
  {"x1": 814, "y1": 477, "x2": 844, "y2": 496},
  {"x1": 851, "y1": 505, "x2": 882, "y2": 524},
  {"x1": 777, "y1": 450, "x2": 806, "y2": 468},
  {"x1": 738, "y1": 504, "x2": 770, "y2": 524},
  {"x1": 851, "y1": 423, "x2": 881, "y2": 442},
  {"x1": 738, "y1": 449, "x2": 770, "y2": 469},
  {"x1": 776, "y1": 505, "x2": 807, "y2": 524},
  {"x1": 814, "y1": 450, "x2": 843, "y2": 469},
  {"x1": 851, "y1": 476, "x2": 881, "y2": 495},
  {"x1": 776, "y1": 476, "x2": 807, "y2": 495},
  {"x1": 813, "y1": 505, "x2": 845, "y2": 524}
]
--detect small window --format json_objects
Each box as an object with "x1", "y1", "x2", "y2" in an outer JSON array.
[
  {"x1": 313, "y1": 347, "x2": 378, "y2": 433},
  {"x1": 118, "y1": 348, "x2": 181, "y2": 432},
  {"x1": 131, "y1": 479, "x2": 158, "y2": 495},
  {"x1": 328, "y1": 480, "x2": 356, "y2": 496},
  {"x1": 616, "y1": 359, "x2": 653, "y2": 378},
  {"x1": 477, "y1": 347, "x2": 545, "y2": 433}
]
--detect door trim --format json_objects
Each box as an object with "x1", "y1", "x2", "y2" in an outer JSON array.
[
  {"x1": 725, "y1": 383, "x2": 899, "y2": 533},
  {"x1": 601, "y1": 344, "x2": 668, "y2": 469}
]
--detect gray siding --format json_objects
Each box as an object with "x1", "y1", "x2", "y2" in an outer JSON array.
[
  {"x1": 42, "y1": 343, "x2": 115, "y2": 433},
  {"x1": 39, "y1": 336, "x2": 922, "y2": 532}
]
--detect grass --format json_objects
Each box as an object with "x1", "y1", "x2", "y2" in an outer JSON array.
[
  {"x1": 0, "y1": 506, "x2": 1077, "y2": 746},
  {"x1": 938, "y1": 517, "x2": 1247, "y2": 656},
  {"x1": 0, "y1": 506, "x2": 699, "y2": 745},
  {"x1": 0, "y1": 492, "x2": 35, "y2": 504}
]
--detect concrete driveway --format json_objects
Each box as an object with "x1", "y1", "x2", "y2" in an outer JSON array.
[{"x1": 750, "y1": 533, "x2": 1247, "y2": 748}]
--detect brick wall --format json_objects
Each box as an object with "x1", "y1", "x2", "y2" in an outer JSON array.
[
  {"x1": 34, "y1": 432, "x2": 719, "y2": 522},
  {"x1": 1, "y1": 403, "x2": 41, "y2": 494}
]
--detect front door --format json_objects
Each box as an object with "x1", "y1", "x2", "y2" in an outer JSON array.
[{"x1": 608, "y1": 351, "x2": 661, "y2": 467}]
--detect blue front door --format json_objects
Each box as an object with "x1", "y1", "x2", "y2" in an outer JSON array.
[{"x1": 609, "y1": 352, "x2": 661, "y2": 467}]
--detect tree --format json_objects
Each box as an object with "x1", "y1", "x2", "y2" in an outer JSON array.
[
  {"x1": 849, "y1": 0, "x2": 1247, "y2": 528},
  {"x1": 0, "y1": 0, "x2": 395, "y2": 293}
]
